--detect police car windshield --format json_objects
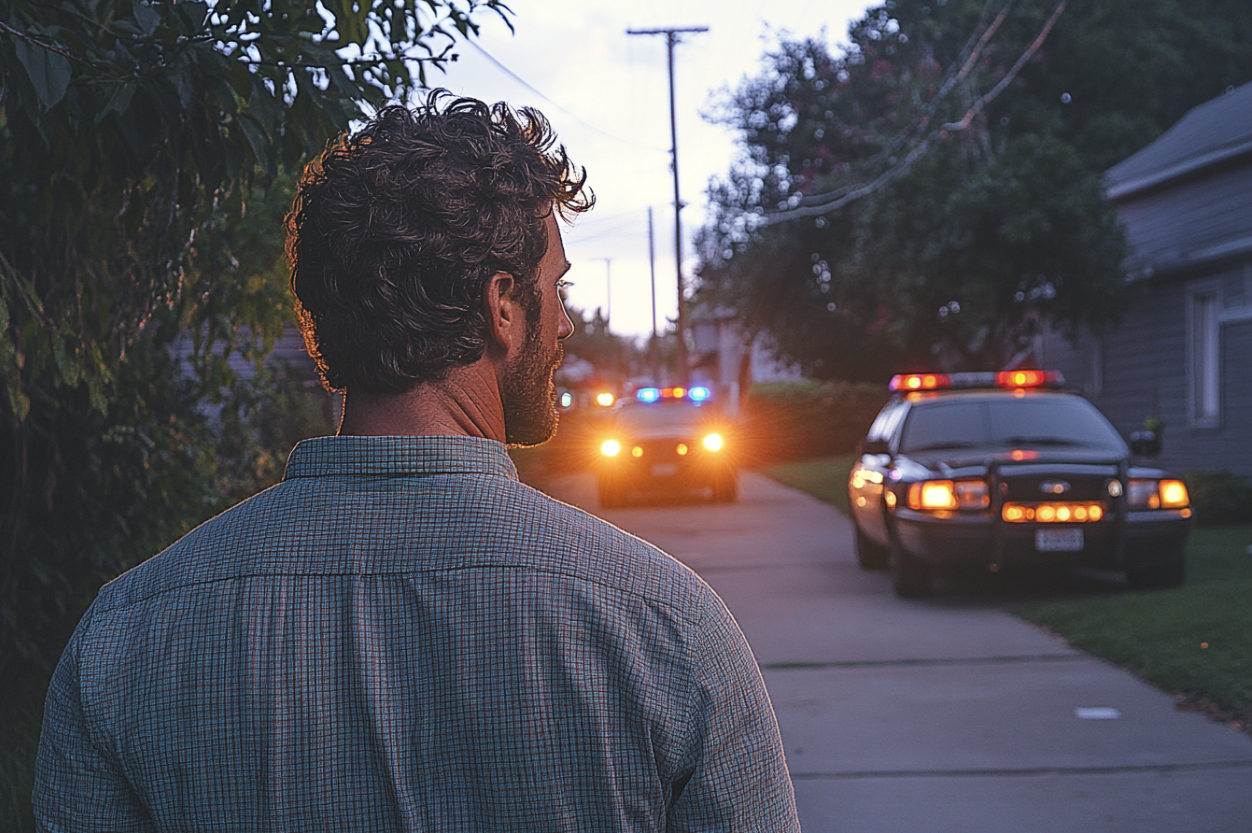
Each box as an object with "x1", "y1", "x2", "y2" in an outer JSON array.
[
  {"x1": 615, "y1": 401, "x2": 710, "y2": 432},
  {"x1": 898, "y1": 396, "x2": 1126, "y2": 454}
]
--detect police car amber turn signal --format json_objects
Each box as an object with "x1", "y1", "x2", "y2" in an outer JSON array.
[{"x1": 849, "y1": 371, "x2": 1192, "y2": 598}]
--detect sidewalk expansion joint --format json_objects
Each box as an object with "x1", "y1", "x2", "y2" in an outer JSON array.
[
  {"x1": 790, "y1": 760, "x2": 1252, "y2": 781},
  {"x1": 762, "y1": 653, "x2": 1083, "y2": 671}
]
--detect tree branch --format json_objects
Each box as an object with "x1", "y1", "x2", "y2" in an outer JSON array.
[
  {"x1": 942, "y1": 0, "x2": 1067, "y2": 132},
  {"x1": 766, "y1": 0, "x2": 1068, "y2": 224},
  {"x1": 0, "y1": 20, "x2": 107, "y2": 70}
]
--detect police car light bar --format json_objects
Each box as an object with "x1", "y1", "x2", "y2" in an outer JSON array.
[
  {"x1": 634, "y1": 386, "x2": 712, "y2": 403},
  {"x1": 889, "y1": 370, "x2": 1065, "y2": 392}
]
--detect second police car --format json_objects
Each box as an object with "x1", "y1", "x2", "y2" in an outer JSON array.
[
  {"x1": 849, "y1": 371, "x2": 1192, "y2": 598},
  {"x1": 595, "y1": 386, "x2": 738, "y2": 508}
]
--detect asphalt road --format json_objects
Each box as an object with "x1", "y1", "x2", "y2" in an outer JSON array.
[{"x1": 534, "y1": 468, "x2": 1252, "y2": 833}]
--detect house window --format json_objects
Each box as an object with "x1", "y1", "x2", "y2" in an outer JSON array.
[{"x1": 1191, "y1": 291, "x2": 1220, "y2": 424}]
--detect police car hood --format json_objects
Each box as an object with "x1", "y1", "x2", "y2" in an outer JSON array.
[{"x1": 908, "y1": 445, "x2": 1127, "y2": 472}]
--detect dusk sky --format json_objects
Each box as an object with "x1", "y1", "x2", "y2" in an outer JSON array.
[{"x1": 431, "y1": 0, "x2": 878, "y2": 339}]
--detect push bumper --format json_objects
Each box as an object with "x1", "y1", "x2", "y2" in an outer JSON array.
[{"x1": 894, "y1": 508, "x2": 1190, "y2": 569}]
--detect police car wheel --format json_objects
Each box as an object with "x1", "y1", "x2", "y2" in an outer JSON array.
[
  {"x1": 855, "y1": 526, "x2": 889, "y2": 570},
  {"x1": 1126, "y1": 554, "x2": 1186, "y2": 590},
  {"x1": 890, "y1": 540, "x2": 932, "y2": 598},
  {"x1": 598, "y1": 480, "x2": 624, "y2": 509},
  {"x1": 712, "y1": 475, "x2": 738, "y2": 504}
]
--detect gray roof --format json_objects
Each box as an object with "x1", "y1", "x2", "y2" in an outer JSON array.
[{"x1": 1106, "y1": 81, "x2": 1252, "y2": 201}]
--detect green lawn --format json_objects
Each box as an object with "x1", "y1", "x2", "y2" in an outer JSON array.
[
  {"x1": 760, "y1": 453, "x2": 858, "y2": 516},
  {"x1": 1019, "y1": 525, "x2": 1252, "y2": 727},
  {"x1": 759, "y1": 455, "x2": 1252, "y2": 731}
]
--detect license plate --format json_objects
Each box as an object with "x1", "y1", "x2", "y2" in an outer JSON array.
[
  {"x1": 1035, "y1": 528, "x2": 1084, "y2": 552},
  {"x1": 651, "y1": 463, "x2": 678, "y2": 477}
]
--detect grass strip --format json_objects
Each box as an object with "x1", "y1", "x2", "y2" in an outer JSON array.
[
  {"x1": 1019, "y1": 524, "x2": 1252, "y2": 729},
  {"x1": 760, "y1": 453, "x2": 857, "y2": 516}
]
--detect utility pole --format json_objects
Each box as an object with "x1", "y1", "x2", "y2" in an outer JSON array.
[
  {"x1": 627, "y1": 25, "x2": 707, "y2": 386},
  {"x1": 648, "y1": 206, "x2": 660, "y2": 384},
  {"x1": 594, "y1": 257, "x2": 612, "y2": 331}
]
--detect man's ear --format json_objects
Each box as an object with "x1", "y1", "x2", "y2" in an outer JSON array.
[{"x1": 483, "y1": 271, "x2": 524, "y2": 356}]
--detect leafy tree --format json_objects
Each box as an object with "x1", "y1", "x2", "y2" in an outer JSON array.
[
  {"x1": 0, "y1": 0, "x2": 509, "y2": 675},
  {"x1": 696, "y1": 0, "x2": 1252, "y2": 379}
]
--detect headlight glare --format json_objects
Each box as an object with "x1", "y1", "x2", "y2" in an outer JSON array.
[
  {"x1": 908, "y1": 479, "x2": 988, "y2": 511},
  {"x1": 600, "y1": 440, "x2": 621, "y2": 457},
  {"x1": 1159, "y1": 479, "x2": 1189, "y2": 509},
  {"x1": 703, "y1": 433, "x2": 724, "y2": 451}
]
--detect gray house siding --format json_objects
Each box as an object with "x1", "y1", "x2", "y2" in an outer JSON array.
[
  {"x1": 1046, "y1": 273, "x2": 1252, "y2": 477},
  {"x1": 1042, "y1": 83, "x2": 1252, "y2": 478},
  {"x1": 1116, "y1": 166, "x2": 1252, "y2": 275}
]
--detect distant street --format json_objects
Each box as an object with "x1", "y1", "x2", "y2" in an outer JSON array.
[{"x1": 535, "y1": 469, "x2": 1252, "y2": 833}]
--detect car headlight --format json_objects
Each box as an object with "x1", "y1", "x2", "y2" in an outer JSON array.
[
  {"x1": 1127, "y1": 478, "x2": 1189, "y2": 510},
  {"x1": 907, "y1": 480, "x2": 989, "y2": 511},
  {"x1": 702, "y1": 433, "x2": 724, "y2": 452},
  {"x1": 600, "y1": 440, "x2": 622, "y2": 457}
]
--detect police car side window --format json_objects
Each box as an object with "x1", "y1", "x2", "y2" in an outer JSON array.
[
  {"x1": 868, "y1": 401, "x2": 907, "y2": 442},
  {"x1": 898, "y1": 402, "x2": 989, "y2": 453}
]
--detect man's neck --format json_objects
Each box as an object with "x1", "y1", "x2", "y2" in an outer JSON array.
[{"x1": 337, "y1": 360, "x2": 507, "y2": 441}]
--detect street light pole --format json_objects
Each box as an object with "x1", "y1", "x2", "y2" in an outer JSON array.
[{"x1": 627, "y1": 25, "x2": 707, "y2": 386}]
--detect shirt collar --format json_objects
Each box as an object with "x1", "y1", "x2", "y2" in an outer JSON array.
[{"x1": 283, "y1": 435, "x2": 519, "y2": 481}]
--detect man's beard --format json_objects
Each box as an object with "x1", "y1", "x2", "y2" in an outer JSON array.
[{"x1": 502, "y1": 321, "x2": 563, "y2": 447}]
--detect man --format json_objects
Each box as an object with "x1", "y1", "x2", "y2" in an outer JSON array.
[{"x1": 35, "y1": 93, "x2": 799, "y2": 831}]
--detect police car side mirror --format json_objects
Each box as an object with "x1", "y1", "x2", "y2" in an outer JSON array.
[
  {"x1": 1129, "y1": 430, "x2": 1161, "y2": 457},
  {"x1": 861, "y1": 438, "x2": 891, "y2": 456}
]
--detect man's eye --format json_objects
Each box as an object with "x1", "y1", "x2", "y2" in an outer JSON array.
[{"x1": 557, "y1": 279, "x2": 575, "y2": 290}]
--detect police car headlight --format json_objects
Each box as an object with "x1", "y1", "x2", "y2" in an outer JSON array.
[
  {"x1": 702, "y1": 433, "x2": 724, "y2": 452},
  {"x1": 907, "y1": 479, "x2": 988, "y2": 511},
  {"x1": 1127, "y1": 478, "x2": 1189, "y2": 510},
  {"x1": 600, "y1": 440, "x2": 622, "y2": 457}
]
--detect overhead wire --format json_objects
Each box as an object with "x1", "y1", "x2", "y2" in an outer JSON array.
[{"x1": 461, "y1": 39, "x2": 668, "y2": 153}]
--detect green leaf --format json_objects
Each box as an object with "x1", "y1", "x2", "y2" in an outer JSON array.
[
  {"x1": 53, "y1": 335, "x2": 81, "y2": 387},
  {"x1": 132, "y1": 3, "x2": 161, "y2": 37},
  {"x1": 96, "y1": 82, "x2": 137, "y2": 126},
  {"x1": 14, "y1": 37, "x2": 72, "y2": 110},
  {"x1": 173, "y1": 2, "x2": 211, "y2": 35},
  {"x1": 237, "y1": 114, "x2": 275, "y2": 178},
  {"x1": 88, "y1": 384, "x2": 109, "y2": 417}
]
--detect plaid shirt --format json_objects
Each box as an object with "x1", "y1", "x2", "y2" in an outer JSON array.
[{"x1": 35, "y1": 435, "x2": 798, "y2": 832}]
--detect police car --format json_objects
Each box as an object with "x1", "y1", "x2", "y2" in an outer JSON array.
[
  {"x1": 849, "y1": 371, "x2": 1192, "y2": 598},
  {"x1": 596, "y1": 386, "x2": 738, "y2": 508}
]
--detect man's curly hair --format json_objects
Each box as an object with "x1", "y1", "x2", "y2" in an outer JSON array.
[{"x1": 286, "y1": 91, "x2": 593, "y2": 394}]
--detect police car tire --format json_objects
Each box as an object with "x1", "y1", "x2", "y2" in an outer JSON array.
[
  {"x1": 712, "y1": 475, "x2": 738, "y2": 504},
  {"x1": 890, "y1": 541, "x2": 933, "y2": 598},
  {"x1": 855, "y1": 526, "x2": 890, "y2": 570},
  {"x1": 1126, "y1": 554, "x2": 1186, "y2": 590},
  {"x1": 598, "y1": 481, "x2": 624, "y2": 509}
]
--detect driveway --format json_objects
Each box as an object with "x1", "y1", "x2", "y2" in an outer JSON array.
[{"x1": 535, "y1": 469, "x2": 1252, "y2": 832}]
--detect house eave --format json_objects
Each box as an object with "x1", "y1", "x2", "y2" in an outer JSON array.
[
  {"x1": 1107, "y1": 137, "x2": 1252, "y2": 203},
  {"x1": 1127, "y1": 234, "x2": 1252, "y2": 282}
]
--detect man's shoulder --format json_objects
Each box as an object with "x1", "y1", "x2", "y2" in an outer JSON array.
[
  {"x1": 487, "y1": 477, "x2": 713, "y2": 619},
  {"x1": 92, "y1": 480, "x2": 291, "y2": 614}
]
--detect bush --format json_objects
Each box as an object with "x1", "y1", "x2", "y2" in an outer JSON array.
[
  {"x1": 1183, "y1": 470, "x2": 1252, "y2": 526},
  {"x1": 740, "y1": 380, "x2": 888, "y2": 465}
]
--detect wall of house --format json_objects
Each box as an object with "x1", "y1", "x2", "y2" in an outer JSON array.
[
  {"x1": 1116, "y1": 166, "x2": 1252, "y2": 273},
  {"x1": 1043, "y1": 263, "x2": 1252, "y2": 478}
]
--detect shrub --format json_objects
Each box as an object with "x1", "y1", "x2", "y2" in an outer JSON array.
[
  {"x1": 1183, "y1": 470, "x2": 1252, "y2": 526},
  {"x1": 740, "y1": 380, "x2": 888, "y2": 465}
]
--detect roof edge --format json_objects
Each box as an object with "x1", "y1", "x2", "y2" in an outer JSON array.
[{"x1": 1108, "y1": 136, "x2": 1252, "y2": 202}]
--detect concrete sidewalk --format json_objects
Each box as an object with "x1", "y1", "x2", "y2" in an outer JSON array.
[{"x1": 542, "y1": 469, "x2": 1252, "y2": 832}]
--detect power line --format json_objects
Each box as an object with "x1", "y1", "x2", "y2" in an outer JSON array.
[{"x1": 460, "y1": 39, "x2": 668, "y2": 153}]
